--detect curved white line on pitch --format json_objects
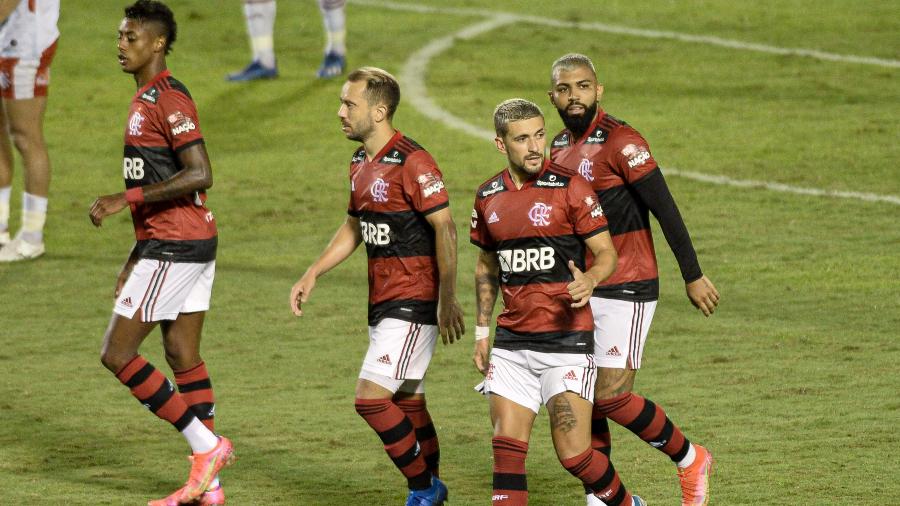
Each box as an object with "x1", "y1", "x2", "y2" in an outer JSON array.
[
  {"x1": 394, "y1": 7, "x2": 900, "y2": 205},
  {"x1": 357, "y1": 0, "x2": 900, "y2": 69}
]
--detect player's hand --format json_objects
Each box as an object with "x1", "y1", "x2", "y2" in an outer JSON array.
[
  {"x1": 290, "y1": 270, "x2": 317, "y2": 316},
  {"x1": 686, "y1": 275, "x2": 719, "y2": 317},
  {"x1": 472, "y1": 337, "x2": 490, "y2": 376},
  {"x1": 89, "y1": 193, "x2": 128, "y2": 227},
  {"x1": 566, "y1": 260, "x2": 596, "y2": 308},
  {"x1": 438, "y1": 296, "x2": 465, "y2": 345}
]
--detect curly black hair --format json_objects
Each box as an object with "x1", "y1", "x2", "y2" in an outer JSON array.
[{"x1": 124, "y1": 0, "x2": 177, "y2": 54}]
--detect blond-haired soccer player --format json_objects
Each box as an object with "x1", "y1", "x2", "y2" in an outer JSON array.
[{"x1": 290, "y1": 66, "x2": 463, "y2": 505}]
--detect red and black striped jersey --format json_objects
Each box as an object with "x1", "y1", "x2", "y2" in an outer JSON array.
[
  {"x1": 470, "y1": 160, "x2": 608, "y2": 354},
  {"x1": 551, "y1": 110, "x2": 663, "y2": 301},
  {"x1": 347, "y1": 131, "x2": 450, "y2": 326},
  {"x1": 123, "y1": 69, "x2": 216, "y2": 262}
]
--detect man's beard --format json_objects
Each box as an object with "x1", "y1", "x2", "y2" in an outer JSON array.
[{"x1": 557, "y1": 101, "x2": 598, "y2": 138}]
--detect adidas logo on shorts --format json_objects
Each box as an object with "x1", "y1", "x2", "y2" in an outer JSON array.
[
  {"x1": 120, "y1": 297, "x2": 133, "y2": 308},
  {"x1": 606, "y1": 346, "x2": 622, "y2": 357},
  {"x1": 562, "y1": 369, "x2": 578, "y2": 381},
  {"x1": 377, "y1": 354, "x2": 392, "y2": 365}
]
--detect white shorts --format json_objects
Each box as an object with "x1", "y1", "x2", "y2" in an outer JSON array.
[
  {"x1": 590, "y1": 297, "x2": 657, "y2": 369},
  {"x1": 114, "y1": 259, "x2": 215, "y2": 323},
  {"x1": 0, "y1": 39, "x2": 56, "y2": 100},
  {"x1": 360, "y1": 318, "x2": 438, "y2": 383},
  {"x1": 485, "y1": 348, "x2": 596, "y2": 414}
]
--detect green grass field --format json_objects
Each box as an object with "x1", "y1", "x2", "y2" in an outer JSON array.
[{"x1": 1, "y1": 0, "x2": 898, "y2": 504}]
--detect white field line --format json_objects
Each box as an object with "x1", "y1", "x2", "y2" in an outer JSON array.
[
  {"x1": 354, "y1": 0, "x2": 900, "y2": 68},
  {"x1": 370, "y1": 0, "x2": 900, "y2": 205}
]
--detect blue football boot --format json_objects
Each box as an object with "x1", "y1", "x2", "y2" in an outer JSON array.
[
  {"x1": 316, "y1": 51, "x2": 345, "y2": 79},
  {"x1": 226, "y1": 60, "x2": 278, "y2": 81},
  {"x1": 405, "y1": 477, "x2": 448, "y2": 506}
]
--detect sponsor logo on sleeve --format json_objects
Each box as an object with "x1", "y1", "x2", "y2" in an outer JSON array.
[
  {"x1": 536, "y1": 173, "x2": 566, "y2": 188},
  {"x1": 417, "y1": 172, "x2": 445, "y2": 198},
  {"x1": 470, "y1": 208, "x2": 478, "y2": 229},
  {"x1": 622, "y1": 143, "x2": 651, "y2": 169},
  {"x1": 480, "y1": 179, "x2": 505, "y2": 197},
  {"x1": 167, "y1": 111, "x2": 197, "y2": 136}
]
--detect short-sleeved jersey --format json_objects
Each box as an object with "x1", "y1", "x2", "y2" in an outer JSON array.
[
  {"x1": 470, "y1": 160, "x2": 608, "y2": 354},
  {"x1": 123, "y1": 70, "x2": 216, "y2": 263},
  {"x1": 0, "y1": 0, "x2": 59, "y2": 59},
  {"x1": 347, "y1": 131, "x2": 450, "y2": 326},
  {"x1": 550, "y1": 110, "x2": 660, "y2": 301}
]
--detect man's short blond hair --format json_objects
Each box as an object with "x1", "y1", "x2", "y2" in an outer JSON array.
[
  {"x1": 493, "y1": 98, "x2": 543, "y2": 137},
  {"x1": 347, "y1": 66, "x2": 401, "y2": 119}
]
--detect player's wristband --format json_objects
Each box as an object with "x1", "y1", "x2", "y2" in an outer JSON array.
[
  {"x1": 475, "y1": 326, "x2": 490, "y2": 341},
  {"x1": 125, "y1": 187, "x2": 145, "y2": 204}
]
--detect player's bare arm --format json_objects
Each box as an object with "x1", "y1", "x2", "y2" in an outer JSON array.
[
  {"x1": 290, "y1": 215, "x2": 362, "y2": 316},
  {"x1": 632, "y1": 169, "x2": 719, "y2": 316},
  {"x1": 567, "y1": 231, "x2": 617, "y2": 308},
  {"x1": 473, "y1": 248, "x2": 499, "y2": 375},
  {"x1": 0, "y1": 0, "x2": 19, "y2": 22},
  {"x1": 425, "y1": 207, "x2": 464, "y2": 345},
  {"x1": 90, "y1": 144, "x2": 213, "y2": 227}
]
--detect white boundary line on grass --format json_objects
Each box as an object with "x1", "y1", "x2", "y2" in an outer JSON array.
[{"x1": 360, "y1": 0, "x2": 900, "y2": 205}]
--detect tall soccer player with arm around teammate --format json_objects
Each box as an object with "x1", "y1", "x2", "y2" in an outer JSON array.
[
  {"x1": 471, "y1": 98, "x2": 646, "y2": 506},
  {"x1": 548, "y1": 53, "x2": 718, "y2": 506},
  {"x1": 290, "y1": 66, "x2": 463, "y2": 506},
  {"x1": 89, "y1": 2, "x2": 233, "y2": 505}
]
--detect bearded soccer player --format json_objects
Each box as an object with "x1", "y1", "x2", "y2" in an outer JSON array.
[
  {"x1": 471, "y1": 98, "x2": 645, "y2": 506},
  {"x1": 547, "y1": 53, "x2": 719, "y2": 506},
  {"x1": 290, "y1": 66, "x2": 464, "y2": 506},
  {"x1": 89, "y1": 2, "x2": 233, "y2": 504}
]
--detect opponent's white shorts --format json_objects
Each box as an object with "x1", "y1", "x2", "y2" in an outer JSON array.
[
  {"x1": 360, "y1": 318, "x2": 438, "y2": 389},
  {"x1": 114, "y1": 259, "x2": 215, "y2": 323},
  {"x1": 0, "y1": 39, "x2": 56, "y2": 99},
  {"x1": 590, "y1": 297, "x2": 657, "y2": 369},
  {"x1": 484, "y1": 348, "x2": 596, "y2": 414}
]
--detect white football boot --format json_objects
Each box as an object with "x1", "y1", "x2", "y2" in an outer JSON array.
[{"x1": 0, "y1": 232, "x2": 44, "y2": 262}]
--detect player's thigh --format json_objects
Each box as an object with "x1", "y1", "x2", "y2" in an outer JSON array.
[
  {"x1": 100, "y1": 312, "x2": 157, "y2": 372},
  {"x1": 361, "y1": 318, "x2": 438, "y2": 381},
  {"x1": 485, "y1": 348, "x2": 543, "y2": 436},
  {"x1": 534, "y1": 351, "x2": 597, "y2": 407},
  {"x1": 114, "y1": 260, "x2": 212, "y2": 323},
  {"x1": 590, "y1": 297, "x2": 657, "y2": 370},
  {"x1": 3, "y1": 97, "x2": 47, "y2": 140},
  {"x1": 160, "y1": 312, "x2": 206, "y2": 370},
  {"x1": 546, "y1": 390, "x2": 594, "y2": 460}
]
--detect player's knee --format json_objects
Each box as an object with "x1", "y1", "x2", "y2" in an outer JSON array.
[
  {"x1": 100, "y1": 347, "x2": 130, "y2": 373},
  {"x1": 9, "y1": 128, "x2": 43, "y2": 157}
]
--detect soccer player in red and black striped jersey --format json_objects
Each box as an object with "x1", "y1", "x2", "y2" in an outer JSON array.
[
  {"x1": 547, "y1": 53, "x2": 719, "y2": 506},
  {"x1": 471, "y1": 98, "x2": 645, "y2": 506},
  {"x1": 290, "y1": 66, "x2": 463, "y2": 506},
  {"x1": 89, "y1": 2, "x2": 232, "y2": 504}
]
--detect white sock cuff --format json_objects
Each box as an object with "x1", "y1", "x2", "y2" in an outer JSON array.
[
  {"x1": 677, "y1": 443, "x2": 697, "y2": 468},
  {"x1": 23, "y1": 192, "x2": 48, "y2": 213}
]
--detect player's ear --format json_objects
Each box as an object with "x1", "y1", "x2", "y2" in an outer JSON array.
[
  {"x1": 494, "y1": 136, "x2": 507, "y2": 155},
  {"x1": 597, "y1": 84, "x2": 604, "y2": 102},
  {"x1": 373, "y1": 103, "x2": 388, "y2": 123}
]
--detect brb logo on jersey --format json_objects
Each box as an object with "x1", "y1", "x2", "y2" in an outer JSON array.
[
  {"x1": 128, "y1": 111, "x2": 145, "y2": 136},
  {"x1": 361, "y1": 220, "x2": 391, "y2": 245},
  {"x1": 578, "y1": 158, "x2": 594, "y2": 181},
  {"x1": 371, "y1": 178, "x2": 389, "y2": 203},
  {"x1": 497, "y1": 246, "x2": 556, "y2": 274},
  {"x1": 528, "y1": 202, "x2": 552, "y2": 227}
]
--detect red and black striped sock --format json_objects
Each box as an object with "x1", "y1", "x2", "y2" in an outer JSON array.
[
  {"x1": 355, "y1": 398, "x2": 431, "y2": 490},
  {"x1": 174, "y1": 361, "x2": 215, "y2": 431},
  {"x1": 562, "y1": 447, "x2": 632, "y2": 506},
  {"x1": 115, "y1": 355, "x2": 195, "y2": 431},
  {"x1": 596, "y1": 392, "x2": 691, "y2": 463},
  {"x1": 492, "y1": 436, "x2": 528, "y2": 505},
  {"x1": 583, "y1": 408, "x2": 613, "y2": 495},
  {"x1": 396, "y1": 398, "x2": 440, "y2": 477}
]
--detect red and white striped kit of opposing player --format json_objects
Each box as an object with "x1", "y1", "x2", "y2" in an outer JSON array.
[{"x1": 0, "y1": 0, "x2": 59, "y2": 100}]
